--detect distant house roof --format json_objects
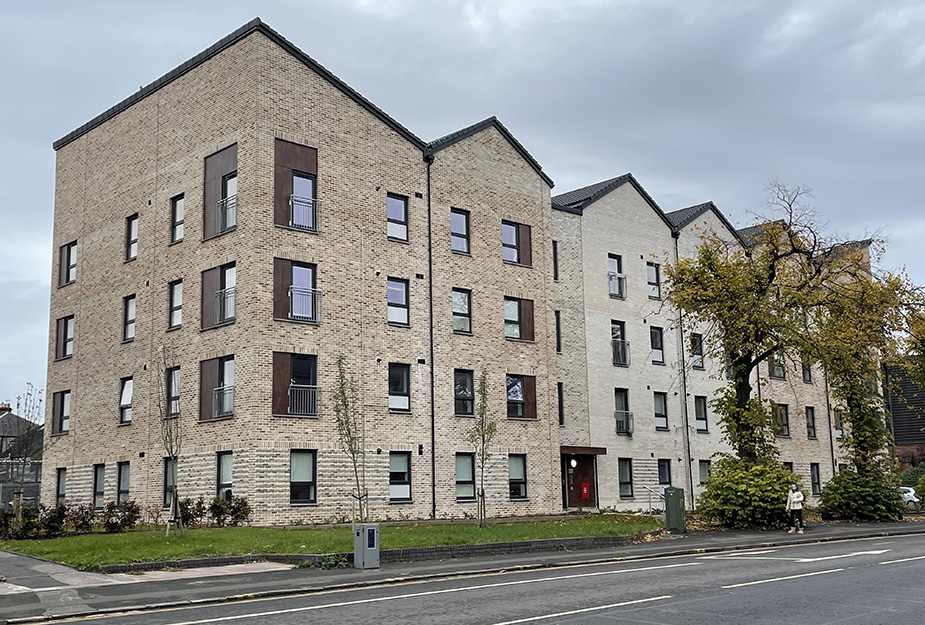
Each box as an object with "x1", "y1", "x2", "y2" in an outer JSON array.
[
  {"x1": 0, "y1": 412, "x2": 43, "y2": 460},
  {"x1": 551, "y1": 173, "x2": 675, "y2": 230},
  {"x1": 735, "y1": 220, "x2": 788, "y2": 248},
  {"x1": 665, "y1": 201, "x2": 746, "y2": 247}
]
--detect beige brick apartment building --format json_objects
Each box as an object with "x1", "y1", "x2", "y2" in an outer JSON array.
[{"x1": 43, "y1": 19, "x2": 842, "y2": 522}]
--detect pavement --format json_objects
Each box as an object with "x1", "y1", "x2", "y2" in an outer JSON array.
[{"x1": 2, "y1": 519, "x2": 925, "y2": 624}]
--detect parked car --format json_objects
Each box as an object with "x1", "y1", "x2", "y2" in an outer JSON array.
[{"x1": 900, "y1": 486, "x2": 921, "y2": 510}]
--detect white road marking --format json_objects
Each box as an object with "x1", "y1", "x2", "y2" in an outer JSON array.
[
  {"x1": 700, "y1": 550, "x2": 779, "y2": 558},
  {"x1": 488, "y1": 595, "x2": 673, "y2": 625},
  {"x1": 880, "y1": 554, "x2": 925, "y2": 565},
  {"x1": 722, "y1": 568, "x2": 844, "y2": 588},
  {"x1": 795, "y1": 549, "x2": 890, "y2": 562},
  {"x1": 701, "y1": 556, "x2": 797, "y2": 561},
  {"x1": 161, "y1": 562, "x2": 699, "y2": 625}
]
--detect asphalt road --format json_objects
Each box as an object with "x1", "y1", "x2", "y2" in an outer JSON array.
[{"x1": 36, "y1": 534, "x2": 925, "y2": 625}]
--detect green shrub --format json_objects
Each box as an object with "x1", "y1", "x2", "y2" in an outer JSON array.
[
  {"x1": 209, "y1": 497, "x2": 231, "y2": 527},
  {"x1": 67, "y1": 504, "x2": 96, "y2": 533},
  {"x1": 229, "y1": 496, "x2": 251, "y2": 526},
  {"x1": 41, "y1": 504, "x2": 68, "y2": 537},
  {"x1": 900, "y1": 464, "x2": 925, "y2": 487},
  {"x1": 916, "y1": 476, "x2": 925, "y2": 503},
  {"x1": 0, "y1": 508, "x2": 13, "y2": 539},
  {"x1": 696, "y1": 458, "x2": 797, "y2": 528},
  {"x1": 179, "y1": 496, "x2": 207, "y2": 528},
  {"x1": 119, "y1": 501, "x2": 141, "y2": 530},
  {"x1": 101, "y1": 502, "x2": 121, "y2": 533},
  {"x1": 820, "y1": 468, "x2": 904, "y2": 521},
  {"x1": 15, "y1": 505, "x2": 41, "y2": 539}
]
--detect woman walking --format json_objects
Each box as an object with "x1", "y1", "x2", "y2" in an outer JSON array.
[{"x1": 786, "y1": 483, "x2": 805, "y2": 534}]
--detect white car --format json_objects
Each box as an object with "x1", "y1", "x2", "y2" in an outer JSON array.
[{"x1": 900, "y1": 487, "x2": 920, "y2": 508}]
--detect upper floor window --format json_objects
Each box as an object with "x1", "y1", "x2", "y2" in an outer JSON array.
[
  {"x1": 387, "y1": 278, "x2": 409, "y2": 325},
  {"x1": 170, "y1": 194, "x2": 184, "y2": 243},
  {"x1": 614, "y1": 388, "x2": 632, "y2": 435},
  {"x1": 694, "y1": 395, "x2": 708, "y2": 432},
  {"x1": 555, "y1": 311, "x2": 562, "y2": 353},
  {"x1": 509, "y1": 454, "x2": 527, "y2": 500},
  {"x1": 387, "y1": 194, "x2": 408, "y2": 241},
  {"x1": 56, "y1": 315, "x2": 74, "y2": 359},
  {"x1": 452, "y1": 289, "x2": 472, "y2": 334},
  {"x1": 200, "y1": 355, "x2": 234, "y2": 420},
  {"x1": 202, "y1": 263, "x2": 235, "y2": 329},
  {"x1": 272, "y1": 352, "x2": 318, "y2": 417},
  {"x1": 611, "y1": 320, "x2": 629, "y2": 366},
  {"x1": 274, "y1": 259, "x2": 320, "y2": 323},
  {"x1": 834, "y1": 409, "x2": 844, "y2": 439},
  {"x1": 806, "y1": 406, "x2": 817, "y2": 439},
  {"x1": 59, "y1": 241, "x2": 77, "y2": 285},
  {"x1": 275, "y1": 139, "x2": 320, "y2": 232},
  {"x1": 291, "y1": 172, "x2": 319, "y2": 231},
  {"x1": 506, "y1": 374, "x2": 536, "y2": 419},
  {"x1": 119, "y1": 377, "x2": 133, "y2": 424},
  {"x1": 774, "y1": 403, "x2": 790, "y2": 437},
  {"x1": 204, "y1": 144, "x2": 237, "y2": 238},
  {"x1": 125, "y1": 214, "x2": 138, "y2": 260},
  {"x1": 690, "y1": 333, "x2": 704, "y2": 369},
  {"x1": 769, "y1": 352, "x2": 786, "y2": 379},
  {"x1": 451, "y1": 208, "x2": 470, "y2": 253},
  {"x1": 501, "y1": 220, "x2": 532, "y2": 266},
  {"x1": 454, "y1": 369, "x2": 474, "y2": 416},
  {"x1": 123, "y1": 295, "x2": 136, "y2": 341},
  {"x1": 654, "y1": 391, "x2": 668, "y2": 430},
  {"x1": 168, "y1": 280, "x2": 183, "y2": 328},
  {"x1": 552, "y1": 240, "x2": 559, "y2": 281},
  {"x1": 504, "y1": 297, "x2": 534, "y2": 341},
  {"x1": 608, "y1": 254, "x2": 626, "y2": 298},
  {"x1": 650, "y1": 326, "x2": 664, "y2": 364},
  {"x1": 801, "y1": 354, "x2": 813, "y2": 383},
  {"x1": 647, "y1": 262, "x2": 661, "y2": 299},
  {"x1": 166, "y1": 367, "x2": 180, "y2": 417},
  {"x1": 389, "y1": 363, "x2": 411, "y2": 412},
  {"x1": 53, "y1": 390, "x2": 70, "y2": 434}
]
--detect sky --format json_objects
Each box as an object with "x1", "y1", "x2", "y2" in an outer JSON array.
[{"x1": 2, "y1": 0, "x2": 924, "y2": 407}]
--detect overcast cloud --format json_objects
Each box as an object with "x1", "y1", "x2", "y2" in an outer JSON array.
[{"x1": 2, "y1": 0, "x2": 923, "y2": 406}]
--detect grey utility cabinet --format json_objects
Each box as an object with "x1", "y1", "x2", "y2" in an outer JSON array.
[
  {"x1": 664, "y1": 487, "x2": 686, "y2": 534},
  {"x1": 353, "y1": 523, "x2": 380, "y2": 569}
]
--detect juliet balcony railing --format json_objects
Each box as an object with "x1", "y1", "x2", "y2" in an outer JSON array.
[
  {"x1": 612, "y1": 339, "x2": 630, "y2": 366},
  {"x1": 608, "y1": 272, "x2": 626, "y2": 298},
  {"x1": 217, "y1": 195, "x2": 237, "y2": 233},
  {"x1": 615, "y1": 410, "x2": 634, "y2": 435},
  {"x1": 289, "y1": 286, "x2": 322, "y2": 323},
  {"x1": 288, "y1": 384, "x2": 320, "y2": 416},
  {"x1": 290, "y1": 195, "x2": 321, "y2": 233},
  {"x1": 213, "y1": 385, "x2": 235, "y2": 419},
  {"x1": 215, "y1": 287, "x2": 236, "y2": 324}
]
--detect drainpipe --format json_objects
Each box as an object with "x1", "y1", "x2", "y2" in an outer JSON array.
[
  {"x1": 824, "y1": 371, "x2": 837, "y2": 474},
  {"x1": 425, "y1": 151, "x2": 437, "y2": 519},
  {"x1": 672, "y1": 232, "x2": 695, "y2": 509}
]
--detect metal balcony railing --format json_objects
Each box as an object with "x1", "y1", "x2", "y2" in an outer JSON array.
[
  {"x1": 290, "y1": 195, "x2": 321, "y2": 232},
  {"x1": 212, "y1": 385, "x2": 235, "y2": 418},
  {"x1": 615, "y1": 410, "x2": 634, "y2": 435},
  {"x1": 608, "y1": 272, "x2": 626, "y2": 298},
  {"x1": 612, "y1": 339, "x2": 630, "y2": 366},
  {"x1": 289, "y1": 286, "x2": 322, "y2": 322},
  {"x1": 288, "y1": 384, "x2": 320, "y2": 416},
  {"x1": 217, "y1": 195, "x2": 237, "y2": 232},
  {"x1": 215, "y1": 287, "x2": 236, "y2": 324}
]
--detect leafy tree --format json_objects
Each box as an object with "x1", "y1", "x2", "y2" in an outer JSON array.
[
  {"x1": 466, "y1": 370, "x2": 495, "y2": 527},
  {"x1": 332, "y1": 354, "x2": 367, "y2": 522}
]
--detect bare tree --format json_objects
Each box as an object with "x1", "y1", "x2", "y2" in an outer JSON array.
[
  {"x1": 466, "y1": 370, "x2": 495, "y2": 527},
  {"x1": 332, "y1": 354, "x2": 367, "y2": 522},
  {"x1": 155, "y1": 346, "x2": 182, "y2": 535},
  {"x1": 1, "y1": 384, "x2": 44, "y2": 519}
]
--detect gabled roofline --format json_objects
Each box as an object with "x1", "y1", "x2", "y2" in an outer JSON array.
[
  {"x1": 668, "y1": 201, "x2": 747, "y2": 247},
  {"x1": 54, "y1": 18, "x2": 427, "y2": 151},
  {"x1": 551, "y1": 173, "x2": 676, "y2": 231},
  {"x1": 427, "y1": 116, "x2": 554, "y2": 188}
]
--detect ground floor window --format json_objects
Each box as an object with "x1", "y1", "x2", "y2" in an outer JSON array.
[
  {"x1": 618, "y1": 458, "x2": 633, "y2": 497},
  {"x1": 163, "y1": 458, "x2": 177, "y2": 509},
  {"x1": 698, "y1": 460, "x2": 711, "y2": 485},
  {"x1": 509, "y1": 454, "x2": 527, "y2": 499},
  {"x1": 217, "y1": 452, "x2": 233, "y2": 500},
  {"x1": 93, "y1": 464, "x2": 105, "y2": 509},
  {"x1": 117, "y1": 462, "x2": 130, "y2": 504},
  {"x1": 389, "y1": 451, "x2": 411, "y2": 501},
  {"x1": 456, "y1": 453, "x2": 475, "y2": 500},
  {"x1": 290, "y1": 450, "x2": 317, "y2": 504},
  {"x1": 810, "y1": 463, "x2": 821, "y2": 495}
]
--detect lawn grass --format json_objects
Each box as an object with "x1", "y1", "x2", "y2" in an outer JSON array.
[{"x1": 0, "y1": 514, "x2": 661, "y2": 571}]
